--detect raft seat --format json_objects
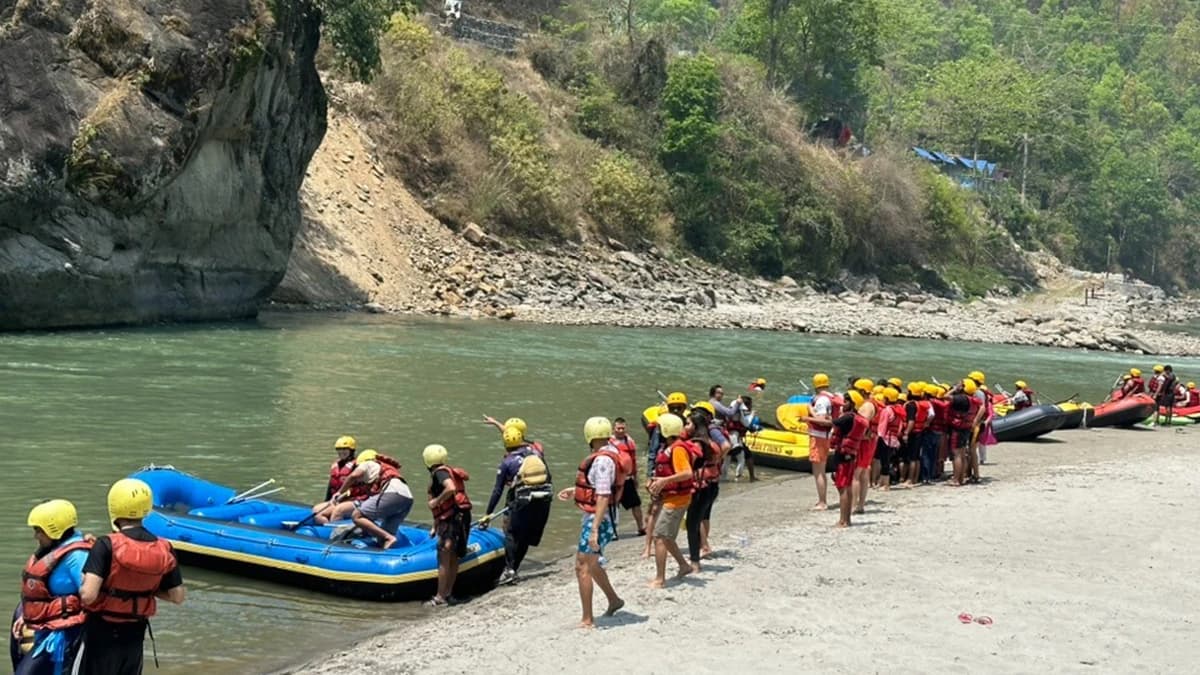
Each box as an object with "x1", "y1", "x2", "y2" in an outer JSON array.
[{"x1": 189, "y1": 501, "x2": 273, "y2": 521}]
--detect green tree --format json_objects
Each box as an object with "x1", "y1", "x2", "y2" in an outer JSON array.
[{"x1": 318, "y1": 0, "x2": 406, "y2": 82}]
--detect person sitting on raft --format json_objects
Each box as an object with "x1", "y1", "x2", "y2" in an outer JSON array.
[
  {"x1": 1010, "y1": 381, "x2": 1036, "y2": 410},
  {"x1": 324, "y1": 450, "x2": 413, "y2": 549},
  {"x1": 326, "y1": 436, "x2": 357, "y2": 501}
]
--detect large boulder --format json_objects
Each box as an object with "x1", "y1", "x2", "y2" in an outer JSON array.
[{"x1": 0, "y1": 0, "x2": 326, "y2": 329}]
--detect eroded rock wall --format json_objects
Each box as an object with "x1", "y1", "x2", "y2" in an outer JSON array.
[{"x1": 0, "y1": 0, "x2": 326, "y2": 329}]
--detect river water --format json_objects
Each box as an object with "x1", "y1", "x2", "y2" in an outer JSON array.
[{"x1": 3, "y1": 312, "x2": 1198, "y2": 673}]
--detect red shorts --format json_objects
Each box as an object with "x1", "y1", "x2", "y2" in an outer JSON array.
[
  {"x1": 856, "y1": 443, "x2": 876, "y2": 469},
  {"x1": 834, "y1": 461, "x2": 856, "y2": 489}
]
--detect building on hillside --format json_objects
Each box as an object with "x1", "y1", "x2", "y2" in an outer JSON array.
[{"x1": 912, "y1": 147, "x2": 1007, "y2": 190}]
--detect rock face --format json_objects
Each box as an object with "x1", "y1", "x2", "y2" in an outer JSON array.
[{"x1": 0, "y1": 0, "x2": 326, "y2": 329}]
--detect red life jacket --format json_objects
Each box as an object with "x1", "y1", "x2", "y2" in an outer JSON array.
[
  {"x1": 929, "y1": 398, "x2": 949, "y2": 432},
  {"x1": 574, "y1": 445, "x2": 625, "y2": 513},
  {"x1": 609, "y1": 436, "x2": 638, "y2": 476},
  {"x1": 21, "y1": 539, "x2": 93, "y2": 631},
  {"x1": 428, "y1": 465, "x2": 471, "y2": 520},
  {"x1": 86, "y1": 533, "x2": 176, "y2": 623},
  {"x1": 527, "y1": 440, "x2": 545, "y2": 455},
  {"x1": 328, "y1": 459, "x2": 355, "y2": 497},
  {"x1": 654, "y1": 440, "x2": 701, "y2": 498},
  {"x1": 1149, "y1": 376, "x2": 1161, "y2": 394},
  {"x1": 838, "y1": 413, "x2": 870, "y2": 454},
  {"x1": 949, "y1": 396, "x2": 975, "y2": 431},
  {"x1": 1125, "y1": 377, "x2": 1145, "y2": 395},
  {"x1": 1014, "y1": 388, "x2": 1036, "y2": 410},
  {"x1": 910, "y1": 400, "x2": 933, "y2": 432},
  {"x1": 367, "y1": 454, "x2": 404, "y2": 495},
  {"x1": 886, "y1": 403, "x2": 906, "y2": 438},
  {"x1": 1189, "y1": 389, "x2": 1200, "y2": 407}
]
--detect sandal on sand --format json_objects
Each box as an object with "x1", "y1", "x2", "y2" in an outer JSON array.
[
  {"x1": 958, "y1": 612, "x2": 974, "y2": 624},
  {"x1": 974, "y1": 616, "x2": 993, "y2": 626},
  {"x1": 425, "y1": 596, "x2": 449, "y2": 608}
]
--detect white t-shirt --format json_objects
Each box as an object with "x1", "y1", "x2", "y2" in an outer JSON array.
[
  {"x1": 584, "y1": 452, "x2": 617, "y2": 523},
  {"x1": 361, "y1": 461, "x2": 411, "y2": 495},
  {"x1": 808, "y1": 393, "x2": 833, "y2": 439}
]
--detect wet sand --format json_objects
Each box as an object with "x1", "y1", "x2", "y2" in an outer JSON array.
[{"x1": 285, "y1": 426, "x2": 1200, "y2": 674}]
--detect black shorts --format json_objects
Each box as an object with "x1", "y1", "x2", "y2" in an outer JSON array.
[
  {"x1": 874, "y1": 439, "x2": 891, "y2": 469},
  {"x1": 620, "y1": 477, "x2": 642, "y2": 510},
  {"x1": 951, "y1": 429, "x2": 971, "y2": 450},
  {"x1": 435, "y1": 510, "x2": 471, "y2": 558}
]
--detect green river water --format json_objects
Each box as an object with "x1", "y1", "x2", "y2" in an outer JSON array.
[{"x1": 3, "y1": 312, "x2": 1198, "y2": 673}]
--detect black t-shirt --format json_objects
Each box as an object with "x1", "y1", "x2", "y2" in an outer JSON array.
[
  {"x1": 831, "y1": 412, "x2": 855, "y2": 435},
  {"x1": 84, "y1": 526, "x2": 184, "y2": 591},
  {"x1": 429, "y1": 468, "x2": 452, "y2": 498},
  {"x1": 1159, "y1": 374, "x2": 1178, "y2": 403},
  {"x1": 905, "y1": 401, "x2": 918, "y2": 421},
  {"x1": 950, "y1": 394, "x2": 971, "y2": 414}
]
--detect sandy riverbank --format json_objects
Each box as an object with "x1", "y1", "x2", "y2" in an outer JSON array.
[{"x1": 284, "y1": 426, "x2": 1199, "y2": 674}]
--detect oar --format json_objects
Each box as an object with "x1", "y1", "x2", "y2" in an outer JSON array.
[
  {"x1": 230, "y1": 487, "x2": 284, "y2": 503},
  {"x1": 656, "y1": 390, "x2": 668, "y2": 402},
  {"x1": 1055, "y1": 393, "x2": 1079, "y2": 405},
  {"x1": 797, "y1": 380, "x2": 811, "y2": 393},
  {"x1": 227, "y1": 479, "x2": 275, "y2": 504},
  {"x1": 473, "y1": 505, "x2": 511, "y2": 528},
  {"x1": 284, "y1": 489, "x2": 350, "y2": 531}
]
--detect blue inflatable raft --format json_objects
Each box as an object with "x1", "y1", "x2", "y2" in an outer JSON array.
[{"x1": 131, "y1": 467, "x2": 506, "y2": 602}]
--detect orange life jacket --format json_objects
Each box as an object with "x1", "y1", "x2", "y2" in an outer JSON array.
[
  {"x1": 86, "y1": 533, "x2": 176, "y2": 623},
  {"x1": 574, "y1": 445, "x2": 625, "y2": 513},
  {"x1": 21, "y1": 539, "x2": 93, "y2": 631},
  {"x1": 886, "y1": 403, "x2": 906, "y2": 438},
  {"x1": 654, "y1": 440, "x2": 701, "y2": 498},
  {"x1": 367, "y1": 454, "x2": 405, "y2": 495},
  {"x1": 428, "y1": 465, "x2": 472, "y2": 520}
]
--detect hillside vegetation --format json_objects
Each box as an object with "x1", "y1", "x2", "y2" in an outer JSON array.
[{"x1": 316, "y1": 0, "x2": 1200, "y2": 294}]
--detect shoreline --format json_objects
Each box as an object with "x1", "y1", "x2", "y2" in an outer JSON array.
[{"x1": 282, "y1": 425, "x2": 1200, "y2": 674}]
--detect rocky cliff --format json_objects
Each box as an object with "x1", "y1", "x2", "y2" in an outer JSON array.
[{"x1": 0, "y1": 0, "x2": 326, "y2": 329}]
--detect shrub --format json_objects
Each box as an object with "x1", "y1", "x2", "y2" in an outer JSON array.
[
  {"x1": 317, "y1": 0, "x2": 409, "y2": 82},
  {"x1": 587, "y1": 152, "x2": 665, "y2": 241}
]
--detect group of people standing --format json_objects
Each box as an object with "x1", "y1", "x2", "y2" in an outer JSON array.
[
  {"x1": 1112, "y1": 364, "x2": 1199, "y2": 425},
  {"x1": 11, "y1": 480, "x2": 185, "y2": 675}
]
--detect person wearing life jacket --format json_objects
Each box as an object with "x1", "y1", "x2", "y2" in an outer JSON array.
[
  {"x1": 926, "y1": 384, "x2": 951, "y2": 480},
  {"x1": 1149, "y1": 365, "x2": 1178, "y2": 427},
  {"x1": 709, "y1": 385, "x2": 753, "y2": 482},
  {"x1": 12, "y1": 500, "x2": 92, "y2": 675},
  {"x1": 1148, "y1": 365, "x2": 1165, "y2": 396},
  {"x1": 966, "y1": 370, "x2": 989, "y2": 479},
  {"x1": 684, "y1": 402, "x2": 730, "y2": 566},
  {"x1": 1122, "y1": 368, "x2": 1146, "y2": 397},
  {"x1": 902, "y1": 382, "x2": 932, "y2": 483},
  {"x1": 831, "y1": 390, "x2": 871, "y2": 528},
  {"x1": 852, "y1": 389, "x2": 881, "y2": 515},
  {"x1": 78, "y1": 479, "x2": 183, "y2": 675},
  {"x1": 482, "y1": 425, "x2": 553, "y2": 586},
  {"x1": 640, "y1": 391, "x2": 689, "y2": 558},
  {"x1": 334, "y1": 449, "x2": 414, "y2": 549},
  {"x1": 872, "y1": 387, "x2": 902, "y2": 492},
  {"x1": 946, "y1": 379, "x2": 978, "y2": 487},
  {"x1": 563, "y1": 417, "x2": 625, "y2": 629},
  {"x1": 724, "y1": 394, "x2": 758, "y2": 481},
  {"x1": 748, "y1": 377, "x2": 767, "y2": 393},
  {"x1": 423, "y1": 444, "x2": 472, "y2": 607},
  {"x1": 1010, "y1": 381, "x2": 1036, "y2": 410},
  {"x1": 607, "y1": 417, "x2": 646, "y2": 539},
  {"x1": 326, "y1": 436, "x2": 358, "y2": 501},
  {"x1": 646, "y1": 413, "x2": 700, "y2": 587},
  {"x1": 802, "y1": 373, "x2": 836, "y2": 510},
  {"x1": 1186, "y1": 382, "x2": 1200, "y2": 408}
]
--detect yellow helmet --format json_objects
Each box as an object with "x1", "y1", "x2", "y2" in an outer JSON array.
[
  {"x1": 666, "y1": 391, "x2": 688, "y2": 407},
  {"x1": 1130, "y1": 368, "x2": 1142, "y2": 377},
  {"x1": 356, "y1": 449, "x2": 379, "y2": 464},
  {"x1": 887, "y1": 377, "x2": 903, "y2": 388},
  {"x1": 503, "y1": 418, "x2": 527, "y2": 435},
  {"x1": 693, "y1": 401, "x2": 716, "y2": 417},
  {"x1": 335, "y1": 436, "x2": 356, "y2": 451},
  {"x1": 754, "y1": 377, "x2": 767, "y2": 386},
  {"x1": 1153, "y1": 364, "x2": 1164, "y2": 373},
  {"x1": 1122, "y1": 374, "x2": 1132, "y2": 381},
  {"x1": 907, "y1": 381, "x2": 923, "y2": 395},
  {"x1": 503, "y1": 425, "x2": 524, "y2": 449},
  {"x1": 27, "y1": 499, "x2": 78, "y2": 540},
  {"x1": 898, "y1": 393, "x2": 908, "y2": 402},
  {"x1": 812, "y1": 373, "x2": 830, "y2": 388},
  {"x1": 422, "y1": 444, "x2": 449, "y2": 468},
  {"x1": 853, "y1": 378, "x2": 874, "y2": 392},
  {"x1": 1015, "y1": 380, "x2": 1027, "y2": 389},
  {"x1": 658, "y1": 413, "x2": 684, "y2": 439},
  {"x1": 883, "y1": 387, "x2": 899, "y2": 403},
  {"x1": 584, "y1": 416, "x2": 613, "y2": 443},
  {"x1": 922, "y1": 383, "x2": 940, "y2": 397},
  {"x1": 1188, "y1": 382, "x2": 1196, "y2": 389},
  {"x1": 108, "y1": 478, "x2": 153, "y2": 523},
  {"x1": 847, "y1": 390, "x2": 865, "y2": 409},
  {"x1": 962, "y1": 378, "x2": 978, "y2": 395},
  {"x1": 968, "y1": 370, "x2": 986, "y2": 384},
  {"x1": 871, "y1": 385, "x2": 885, "y2": 396}
]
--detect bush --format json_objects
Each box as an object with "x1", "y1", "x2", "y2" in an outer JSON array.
[
  {"x1": 318, "y1": 0, "x2": 409, "y2": 82},
  {"x1": 587, "y1": 152, "x2": 665, "y2": 241},
  {"x1": 659, "y1": 55, "x2": 722, "y2": 174}
]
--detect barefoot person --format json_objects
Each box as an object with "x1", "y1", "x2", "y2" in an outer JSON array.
[
  {"x1": 853, "y1": 386, "x2": 879, "y2": 514},
  {"x1": 803, "y1": 373, "x2": 836, "y2": 509},
  {"x1": 424, "y1": 444, "x2": 473, "y2": 607},
  {"x1": 831, "y1": 391, "x2": 870, "y2": 527},
  {"x1": 1154, "y1": 365, "x2": 1178, "y2": 427},
  {"x1": 329, "y1": 450, "x2": 413, "y2": 549},
  {"x1": 641, "y1": 392, "x2": 689, "y2": 558},
  {"x1": 609, "y1": 418, "x2": 645, "y2": 537},
  {"x1": 646, "y1": 414, "x2": 699, "y2": 587},
  {"x1": 564, "y1": 417, "x2": 625, "y2": 628},
  {"x1": 948, "y1": 380, "x2": 977, "y2": 487},
  {"x1": 686, "y1": 402, "x2": 730, "y2": 563}
]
